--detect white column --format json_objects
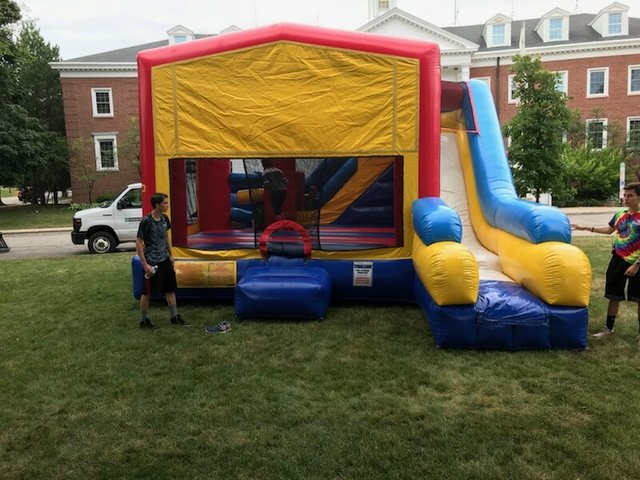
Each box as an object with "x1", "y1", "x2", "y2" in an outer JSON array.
[{"x1": 458, "y1": 66, "x2": 470, "y2": 82}]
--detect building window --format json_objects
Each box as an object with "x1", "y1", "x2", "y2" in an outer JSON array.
[
  {"x1": 586, "y1": 119, "x2": 607, "y2": 150},
  {"x1": 555, "y1": 71, "x2": 568, "y2": 94},
  {"x1": 629, "y1": 66, "x2": 640, "y2": 95},
  {"x1": 174, "y1": 35, "x2": 187, "y2": 43},
  {"x1": 474, "y1": 77, "x2": 491, "y2": 88},
  {"x1": 492, "y1": 24, "x2": 506, "y2": 45},
  {"x1": 508, "y1": 75, "x2": 518, "y2": 104},
  {"x1": 628, "y1": 118, "x2": 640, "y2": 147},
  {"x1": 93, "y1": 134, "x2": 118, "y2": 171},
  {"x1": 91, "y1": 88, "x2": 113, "y2": 117},
  {"x1": 378, "y1": 0, "x2": 390, "y2": 9},
  {"x1": 587, "y1": 68, "x2": 608, "y2": 97},
  {"x1": 608, "y1": 12, "x2": 622, "y2": 35},
  {"x1": 549, "y1": 18, "x2": 563, "y2": 40}
]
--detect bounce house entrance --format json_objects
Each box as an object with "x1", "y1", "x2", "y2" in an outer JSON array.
[{"x1": 168, "y1": 156, "x2": 404, "y2": 252}]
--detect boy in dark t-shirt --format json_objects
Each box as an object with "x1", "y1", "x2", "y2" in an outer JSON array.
[
  {"x1": 136, "y1": 192, "x2": 189, "y2": 329},
  {"x1": 261, "y1": 159, "x2": 288, "y2": 220}
]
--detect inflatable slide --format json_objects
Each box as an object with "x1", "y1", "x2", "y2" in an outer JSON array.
[{"x1": 412, "y1": 80, "x2": 591, "y2": 349}]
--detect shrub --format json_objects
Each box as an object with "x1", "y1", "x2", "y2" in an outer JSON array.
[{"x1": 554, "y1": 145, "x2": 622, "y2": 207}]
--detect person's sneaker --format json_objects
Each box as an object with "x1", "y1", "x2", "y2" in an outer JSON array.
[
  {"x1": 170, "y1": 314, "x2": 190, "y2": 327},
  {"x1": 139, "y1": 318, "x2": 157, "y2": 329},
  {"x1": 205, "y1": 321, "x2": 232, "y2": 334},
  {"x1": 592, "y1": 327, "x2": 614, "y2": 338}
]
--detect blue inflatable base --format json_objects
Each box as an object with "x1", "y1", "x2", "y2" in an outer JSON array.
[
  {"x1": 235, "y1": 265, "x2": 332, "y2": 320},
  {"x1": 415, "y1": 278, "x2": 588, "y2": 350}
]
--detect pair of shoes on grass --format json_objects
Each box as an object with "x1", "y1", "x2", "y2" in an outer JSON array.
[
  {"x1": 170, "y1": 314, "x2": 190, "y2": 327},
  {"x1": 205, "y1": 321, "x2": 231, "y2": 334},
  {"x1": 139, "y1": 314, "x2": 190, "y2": 329}
]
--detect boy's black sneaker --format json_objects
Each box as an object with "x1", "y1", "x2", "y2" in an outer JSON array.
[
  {"x1": 139, "y1": 318, "x2": 157, "y2": 329},
  {"x1": 170, "y1": 314, "x2": 190, "y2": 327}
]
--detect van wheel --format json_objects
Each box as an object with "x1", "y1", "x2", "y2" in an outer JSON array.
[{"x1": 88, "y1": 231, "x2": 117, "y2": 254}]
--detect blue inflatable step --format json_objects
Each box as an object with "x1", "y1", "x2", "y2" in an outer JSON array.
[
  {"x1": 235, "y1": 266, "x2": 332, "y2": 320},
  {"x1": 416, "y1": 279, "x2": 588, "y2": 350}
]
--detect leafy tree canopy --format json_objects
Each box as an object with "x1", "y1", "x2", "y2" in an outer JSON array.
[{"x1": 503, "y1": 54, "x2": 571, "y2": 201}]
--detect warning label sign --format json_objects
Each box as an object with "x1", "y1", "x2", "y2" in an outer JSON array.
[{"x1": 353, "y1": 261, "x2": 373, "y2": 287}]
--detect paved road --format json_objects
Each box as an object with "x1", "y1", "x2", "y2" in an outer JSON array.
[
  {"x1": 1, "y1": 230, "x2": 135, "y2": 260},
  {"x1": 0, "y1": 207, "x2": 618, "y2": 260}
]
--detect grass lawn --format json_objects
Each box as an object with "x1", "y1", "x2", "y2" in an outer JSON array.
[
  {"x1": 1, "y1": 187, "x2": 17, "y2": 198},
  {"x1": 0, "y1": 204, "x2": 73, "y2": 230},
  {"x1": 2, "y1": 237, "x2": 640, "y2": 479}
]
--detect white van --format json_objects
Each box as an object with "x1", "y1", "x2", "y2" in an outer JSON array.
[{"x1": 71, "y1": 183, "x2": 143, "y2": 254}]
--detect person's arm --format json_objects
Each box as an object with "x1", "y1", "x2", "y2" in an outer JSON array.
[
  {"x1": 571, "y1": 223, "x2": 615, "y2": 234},
  {"x1": 136, "y1": 218, "x2": 152, "y2": 276},
  {"x1": 136, "y1": 237, "x2": 153, "y2": 276},
  {"x1": 164, "y1": 214, "x2": 174, "y2": 264},
  {"x1": 624, "y1": 258, "x2": 640, "y2": 277}
]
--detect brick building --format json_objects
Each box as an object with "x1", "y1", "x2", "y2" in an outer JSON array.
[{"x1": 52, "y1": 4, "x2": 640, "y2": 202}]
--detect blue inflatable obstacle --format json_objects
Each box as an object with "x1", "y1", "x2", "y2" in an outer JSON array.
[
  {"x1": 415, "y1": 279, "x2": 588, "y2": 350},
  {"x1": 234, "y1": 221, "x2": 332, "y2": 320}
]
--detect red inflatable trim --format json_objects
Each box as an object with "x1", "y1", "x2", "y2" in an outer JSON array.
[{"x1": 259, "y1": 220, "x2": 312, "y2": 259}]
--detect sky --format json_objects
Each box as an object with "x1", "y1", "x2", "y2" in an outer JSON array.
[{"x1": 16, "y1": 0, "x2": 640, "y2": 60}]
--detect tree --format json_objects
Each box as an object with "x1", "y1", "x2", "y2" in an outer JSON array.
[
  {"x1": 12, "y1": 20, "x2": 68, "y2": 203},
  {"x1": 503, "y1": 55, "x2": 571, "y2": 202},
  {"x1": 14, "y1": 20, "x2": 64, "y2": 134},
  {"x1": 117, "y1": 116, "x2": 140, "y2": 175},
  {"x1": 0, "y1": 0, "x2": 21, "y2": 205},
  {"x1": 0, "y1": 0, "x2": 20, "y2": 103},
  {"x1": 69, "y1": 137, "x2": 103, "y2": 204}
]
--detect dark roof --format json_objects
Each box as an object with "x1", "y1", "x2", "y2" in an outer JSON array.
[
  {"x1": 65, "y1": 12, "x2": 640, "y2": 62},
  {"x1": 65, "y1": 34, "x2": 213, "y2": 62},
  {"x1": 443, "y1": 13, "x2": 640, "y2": 51}
]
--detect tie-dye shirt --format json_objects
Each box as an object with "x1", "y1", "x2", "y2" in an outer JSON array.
[{"x1": 609, "y1": 209, "x2": 640, "y2": 263}]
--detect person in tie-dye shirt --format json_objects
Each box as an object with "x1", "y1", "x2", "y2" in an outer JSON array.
[{"x1": 572, "y1": 182, "x2": 640, "y2": 340}]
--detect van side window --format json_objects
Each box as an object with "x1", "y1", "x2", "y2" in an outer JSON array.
[{"x1": 122, "y1": 188, "x2": 142, "y2": 208}]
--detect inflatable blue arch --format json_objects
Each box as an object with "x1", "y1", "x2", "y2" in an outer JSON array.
[{"x1": 133, "y1": 23, "x2": 592, "y2": 349}]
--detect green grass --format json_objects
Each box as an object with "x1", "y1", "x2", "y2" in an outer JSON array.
[
  {"x1": 0, "y1": 204, "x2": 73, "y2": 230},
  {"x1": 2, "y1": 237, "x2": 640, "y2": 479},
  {"x1": 1, "y1": 187, "x2": 17, "y2": 198}
]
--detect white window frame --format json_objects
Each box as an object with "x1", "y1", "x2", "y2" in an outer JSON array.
[
  {"x1": 554, "y1": 71, "x2": 568, "y2": 94},
  {"x1": 91, "y1": 88, "x2": 114, "y2": 117},
  {"x1": 608, "y1": 12, "x2": 622, "y2": 36},
  {"x1": 93, "y1": 133, "x2": 119, "y2": 171},
  {"x1": 549, "y1": 17, "x2": 563, "y2": 41},
  {"x1": 586, "y1": 119, "x2": 608, "y2": 150},
  {"x1": 628, "y1": 117, "x2": 640, "y2": 147},
  {"x1": 587, "y1": 68, "x2": 608, "y2": 98},
  {"x1": 629, "y1": 65, "x2": 640, "y2": 95},
  {"x1": 508, "y1": 75, "x2": 518, "y2": 104},
  {"x1": 491, "y1": 23, "x2": 507, "y2": 46}
]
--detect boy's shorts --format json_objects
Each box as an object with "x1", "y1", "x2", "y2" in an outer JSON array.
[
  {"x1": 605, "y1": 253, "x2": 640, "y2": 302},
  {"x1": 143, "y1": 258, "x2": 177, "y2": 295}
]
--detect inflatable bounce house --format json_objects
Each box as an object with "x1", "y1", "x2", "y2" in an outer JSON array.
[{"x1": 134, "y1": 23, "x2": 592, "y2": 349}]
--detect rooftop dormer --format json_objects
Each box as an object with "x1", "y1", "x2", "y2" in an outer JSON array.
[
  {"x1": 369, "y1": 0, "x2": 397, "y2": 20},
  {"x1": 483, "y1": 14, "x2": 512, "y2": 48},
  {"x1": 588, "y1": 2, "x2": 630, "y2": 38},
  {"x1": 535, "y1": 8, "x2": 570, "y2": 42},
  {"x1": 167, "y1": 25, "x2": 195, "y2": 45}
]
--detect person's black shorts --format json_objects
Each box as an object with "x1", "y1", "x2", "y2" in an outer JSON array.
[
  {"x1": 605, "y1": 253, "x2": 640, "y2": 302},
  {"x1": 143, "y1": 258, "x2": 177, "y2": 295}
]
